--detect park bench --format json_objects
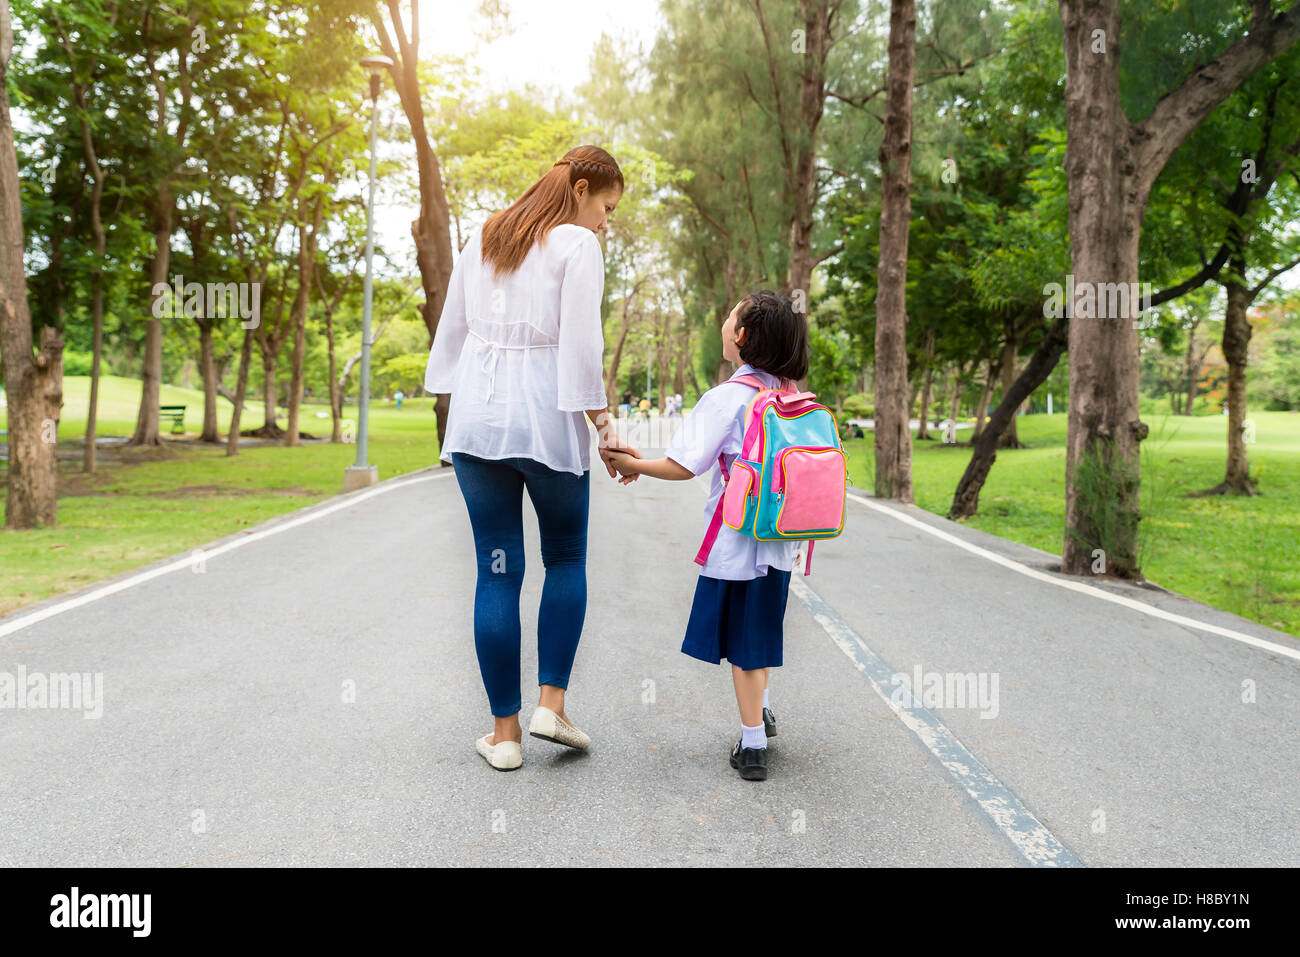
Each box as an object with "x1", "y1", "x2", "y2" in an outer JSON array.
[{"x1": 159, "y1": 405, "x2": 187, "y2": 435}]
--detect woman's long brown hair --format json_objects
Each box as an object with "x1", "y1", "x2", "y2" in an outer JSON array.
[{"x1": 480, "y1": 145, "x2": 624, "y2": 276}]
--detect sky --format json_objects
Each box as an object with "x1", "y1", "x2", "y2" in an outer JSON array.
[
  {"x1": 417, "y1": 0, "x2": 663, "y2": 95},
  {"x1": 369, "y1": 0, "x2": 663, "y2": 264}
]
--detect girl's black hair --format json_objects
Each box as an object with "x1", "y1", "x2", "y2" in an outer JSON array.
[{"x1": 735, "y1": 289, "x2": 809, "y2": 381}]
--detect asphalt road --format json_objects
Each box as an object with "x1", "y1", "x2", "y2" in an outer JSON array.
[{"x1": 1, "y1": 459, "x2": 1296, "y2": 867}]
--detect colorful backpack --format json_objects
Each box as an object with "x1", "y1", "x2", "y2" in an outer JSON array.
[{"x1": 695, "y1": 374, "x2": 848, "y2": 575}]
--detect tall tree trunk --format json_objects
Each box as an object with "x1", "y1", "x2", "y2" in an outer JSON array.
[
  {"x1": 80, "y1": 104, "x2": 107, "y2": 473},
  {"x1": 328, "y1": 325, "x2": 342, "y2": 444},
  {"x1": 604, "y1": 293, "x2": 635, "y2": 406},
  {"x1": 995, "y1": 326, "x2": 1023, "y2": 449},
  {"x1": 373, "y1": 3, "x2": 455, "y2": 448},
  {"x1": 787, "y1": 0, "x2": 831, "y2": 303},
  {"x1": 129, "y1": 190, "x2": 171, "y2": 447},
  {"x1": 184, "y1": 217, "x2": 220, "y2": 444},
  {"x1": 1182, "y1": 315, "x2": 1200, "y2": 415},
  {"x1": 970, "y1": 356, "x2": 997, "y2": 444},
  {"x1": 946, "y1": 361, "x2": 963, "y2": 428},
  {"x1": 1059, "y1": 0, "x2": 1144, "y2": 577},
  {"x1": 315, "y1": 249, "x2": 359, "y2": 445},
  {"x1": 285, "y1": 188, "x2": 325, "y2": 448},
  {"x1": 321, "y1": 278, "x2": 343, "y2": 445},
  {"x1": 261, "y1": 351, "x2": 281, "y2": 436},
  {"x1": 916, "y1": 328, "x2": 934, "y2": 440},
  {"x1": 1210, "y1": 250, "x2": 1256, "y2": 495},
  {"x1": 225, "y1": 327, "x2": 254, "y2": 457},
  {"x1": 1, "y1": 0, "x2": 63, "y2": 527},
  {"x1": 872, "y1": 0, "x2": 916, "y2": 502},
  {"x1": 224, "y1": 196, "x2": 261, "y2": 458},
  {"x1": 197, "y1": 321, "x2": 218, "y2": 441}
]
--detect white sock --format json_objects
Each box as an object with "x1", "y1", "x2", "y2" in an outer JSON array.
[
  {"x1": 762, "y1": 688, "x2": 770, "y2": 710},
  {"x1": 741, "y1": 722, "x2": 767, "y2": 750}
]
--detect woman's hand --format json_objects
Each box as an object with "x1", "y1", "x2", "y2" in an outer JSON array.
[
  {"x1": 601, "y1": 449, "x2": 641, "y2": 484},
  {"x1": 589, "y1": 409, "x2": 641, "y2": 479}
]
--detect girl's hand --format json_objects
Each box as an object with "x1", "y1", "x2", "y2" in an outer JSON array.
[
  {"x1": 604, "y1": 450, "x2": 641, "y2": 484},
  {"x1": 598, "y1": 446, "x2": 640, "y2": 481}
]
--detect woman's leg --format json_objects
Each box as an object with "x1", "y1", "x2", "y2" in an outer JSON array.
[
  {"x1": 520, "y1": 463, "x2": 590, "y2": 723},
  {"x1": 452, "y1": 453, "x2": 527, "y2": 743}
]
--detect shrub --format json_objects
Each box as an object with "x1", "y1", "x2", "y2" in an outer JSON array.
[
  {"x1": 62, "y1": 350, "x2": 96, "y2": 377},
  {"x1": 841, "y1": 392, "x2": 873, "y2": 420}
]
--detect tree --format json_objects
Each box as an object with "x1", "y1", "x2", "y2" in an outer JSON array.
[
  {"x1": 1056, "y1": 0, "x2": 1300, "y2": 577},
  {"x1": 370, "y1": 0, "x2": 459, "y2": 449},
  {"x1": 1, "y1": 0, "x2": 63, "y2": 528},
  {"x1": 126, "y1": 2, "x2": 205, "y2": 447},
  {"x1": 873, "y1": 0, "x2": 916, "y2": 502}
]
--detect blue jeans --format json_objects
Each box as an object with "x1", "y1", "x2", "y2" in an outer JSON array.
[{"x1": 450, "y1": 452, "x2": 590, "y2": 717}]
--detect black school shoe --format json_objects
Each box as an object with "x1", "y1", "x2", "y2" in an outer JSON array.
[
  {"x1": 730, "y1": 739, "x2": 768, "y2": 781},
  {"x1": 763, "y1": 707, "x2": 777, "y2": 738}
]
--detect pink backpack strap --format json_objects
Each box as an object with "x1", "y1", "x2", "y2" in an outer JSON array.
[
  {"x1": 695, "y1": 453, "x2": 729, "y2": 566},
  {"x1": 804, "y1": 540, "x2": 814, "y2": 575},
  {"x1": 730, "y1": 373, "x2": 767, "y2": 391},
  {"x1": 733, "y1": 373, "x2": 796, "y2": 393}
]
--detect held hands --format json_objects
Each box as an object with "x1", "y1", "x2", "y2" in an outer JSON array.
[
  {"x1": 601, "y1": 449, "x2": 641, "y2": 485},
  {"x1": 595, "y1": 410, "x2": 642, "y2": 484},
  {"x1": 598, "y1": 434, "x2": 642, "y2": 484}
]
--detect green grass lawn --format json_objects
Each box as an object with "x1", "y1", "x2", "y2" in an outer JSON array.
[
  {"x1": 2, "y1": 377, "x2": 1297, "y2": 636},
  {"x1": 840, "y1": 411, "x2": 1300, "y2": 636},
  {"x1": 0, "y1": 376, "x2": 444, "y2": 616}
]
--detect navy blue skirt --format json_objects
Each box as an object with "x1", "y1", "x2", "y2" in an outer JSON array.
[{"x1": 681, "y1": 571, "x2": 790, "y2": 670}]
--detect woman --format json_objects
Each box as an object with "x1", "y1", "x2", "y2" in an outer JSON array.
[{"x1": 424, "y1": 145, "x2": 638, "y2": 771}]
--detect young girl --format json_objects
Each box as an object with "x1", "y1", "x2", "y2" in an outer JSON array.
[{"x1": 607, "y1": 290, "x2": 809, "y2": 781}]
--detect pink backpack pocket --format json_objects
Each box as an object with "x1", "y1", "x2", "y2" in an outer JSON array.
[
  {"x1": 722, "y1": 462, "x2": 756, "y2": 530},
  {"x1": 773, "y1": 447, "x2": 846, "y2": 535}
]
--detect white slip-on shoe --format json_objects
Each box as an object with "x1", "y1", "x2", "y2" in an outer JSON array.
[
  {"x1": 476, "y1": 734, "x2": 523, "y2": 771},
  {"x1": 527, "y1": 706, "x2": 591, "y2": 750}
]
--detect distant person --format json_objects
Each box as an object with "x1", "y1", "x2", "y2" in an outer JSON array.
[
  {"x1": 619, "y1": 389, "x2": 632, "y2": 418},
  {"x1": 424, "y1": 144, "x2": 639, "y2": 772},
  {"x1": 394, "y1": 389, "x2": 404, "y2": 410},
  {"x1": 604, "y1": 290, "x2": 809, "y2": 782}
]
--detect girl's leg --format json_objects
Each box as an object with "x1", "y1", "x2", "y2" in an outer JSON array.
[
  {"x1": 452, "y1": 454, "x2": 527, "y2": 743},
  {"x1": 731, "y1": 664, "x2": 766, "y2": 729},
  {"x1": 521, "y1": 463, "x2": 590, "y2": 723}
]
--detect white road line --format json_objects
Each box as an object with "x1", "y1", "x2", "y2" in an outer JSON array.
[
  {"x1": 790, "y1": 574, "x2": 1084, "y2": 867},
  {"x1": 0, "y1": 470, "x2": 455, "y2": 640},
  {"x1": 845, "y1": 491, "x2": 1300, "y2": 662}
]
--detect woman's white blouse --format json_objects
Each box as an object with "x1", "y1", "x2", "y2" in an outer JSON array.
[
  {"x1": 665, "y1": 364, "x2": 801, "y2": 581},
  {"x1": 424, "y1": 224, "x2": 607, "y2": 475}
]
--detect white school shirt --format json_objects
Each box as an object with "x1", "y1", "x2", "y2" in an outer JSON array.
[
  {"x1": 423, "y1": 224, "x2": 607, "y2": 475},
  {"x1": 665, "y1": 364, "x2": 801, "y2": 581}
]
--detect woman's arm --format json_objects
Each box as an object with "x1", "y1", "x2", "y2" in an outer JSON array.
[
  {"x1": 557, "y1": 233, "x2": 608, "y2": 412},
  {"x1": 424, "y1": 236, "x2": 471, "y2": 393}
]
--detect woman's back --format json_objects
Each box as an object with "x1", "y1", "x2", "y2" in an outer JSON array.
[{"x1": 424, "y1": 223, "x2": 607, "y2": 475}]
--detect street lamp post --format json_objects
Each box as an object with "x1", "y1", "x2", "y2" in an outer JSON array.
[{"x1": 343, "y1": 54, "x2": 393, "y2": 492}]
